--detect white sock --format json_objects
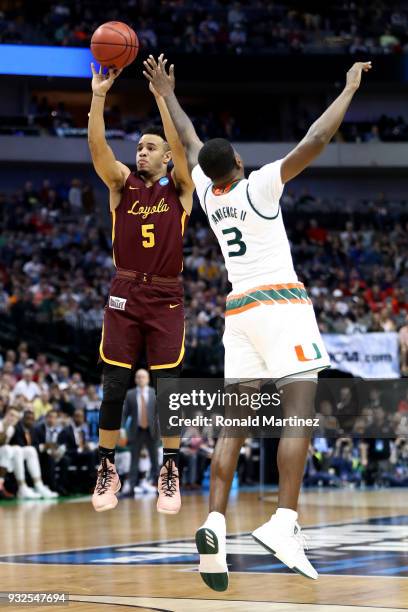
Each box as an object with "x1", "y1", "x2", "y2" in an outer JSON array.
[
  {"x1": 273, "y1": 507, "x2": 298, "y2": 530},
  {"x1": 205, "y1": 511, "x2": 226, "y2": 534}
]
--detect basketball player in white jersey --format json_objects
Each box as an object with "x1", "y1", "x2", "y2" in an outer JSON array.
[{"x1": 144, "y1": 57, "x2": 372, "y2": 590}]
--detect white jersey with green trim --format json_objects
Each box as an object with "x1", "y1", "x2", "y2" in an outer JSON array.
[{"x1": 191, "y1": 161, "x2": 298, "y2": 294}]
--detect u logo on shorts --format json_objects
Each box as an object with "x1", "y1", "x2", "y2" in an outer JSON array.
[{"x1": 295, "y1": 343, "x2": 322, "y2": 362}]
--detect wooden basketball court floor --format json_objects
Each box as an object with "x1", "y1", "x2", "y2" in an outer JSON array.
[{"x1": 1, "y1": 488, "x2": 408, "y2": 611}]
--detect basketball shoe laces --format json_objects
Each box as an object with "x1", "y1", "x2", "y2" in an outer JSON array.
[
  {"x1": 160, "y1": 460, "x2": 178, "y2": 497},
  {"x1": 294, "y1": 523, "x2": 309, "y2": 551},
  {"x1": 95, "y1": 457, "x2": 115, "y2": 495}
]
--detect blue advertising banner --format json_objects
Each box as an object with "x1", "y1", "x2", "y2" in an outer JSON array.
[{"x1": 0, "y1": 44, "x2": 93, "y2": 77}]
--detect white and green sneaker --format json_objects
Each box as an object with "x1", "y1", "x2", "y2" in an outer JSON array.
[{"x1": 195, "y1": 512, "x2": 228, "y2": 592}]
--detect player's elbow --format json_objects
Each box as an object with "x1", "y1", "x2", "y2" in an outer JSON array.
[
  {"x1": 183, "y1": 128, "x2": 199, "y2": 149},
  {"x1": 88, "y1": 140, "x2": 109, "y2": 165},
  {"x1": 88, "y1": 136, "x2": 98, "y2": 151},
  {"x1": 87, "y1": 131, "x2": 104, "y2": 150},
  {"x1": 88, "y1": 137, "x2": 97, "y2": 155},
  {"x1": 306, "y1": 128, "x2": 330, "y2": 148}
]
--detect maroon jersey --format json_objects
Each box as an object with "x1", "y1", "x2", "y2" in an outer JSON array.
[{"x1": 112, "y1": 171, "x2": 188, "y2": 276}]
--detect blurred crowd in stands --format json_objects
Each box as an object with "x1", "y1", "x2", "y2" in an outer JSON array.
[
  {"x1": 0, "y1": 347, "x2": 259, "y2": 498},
  {"x1": 1, "y1": 344, "x2": 408, "y2": 500},
  {"x1": 0, "y1": 171, "x2": 408, "y2": 498},
  {"x1": 305, "y1": 386, "x2": 408, "y2": 487},
  {"x1": 1, "y1": 176, "x2": 408, "y2": 376},
  {"x1": 305, "y1": 434, "x2": 408, "y2": 488},
  {"x1": 1, "y1": 95, "x2": 242, "y2": 142},
  {"x1": 2, "y1": 0, "x2": 408, "y2": 55},
  {"x1": 340, "y1": 115, "x2": 408, "y2": 143},
  {"x1": 4, "y1": 91, "x2": 408, "y2": 145},
  {"x1": 0, "y1": 349, "x2": 102, "y2": 499}
]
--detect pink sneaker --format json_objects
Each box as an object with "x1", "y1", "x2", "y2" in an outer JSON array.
[
  {"x1": 92, "y1": 458, "x2": 121, "y2": 512},
  {"x1": 157, "y1": 460, "x2": 181, "y2": 514}
]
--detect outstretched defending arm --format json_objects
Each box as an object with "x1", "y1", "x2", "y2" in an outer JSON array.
[
  {"x1": 281, "y1": 61, "x2": 372, "y2": 184},
  {"x1": 144, "y1": 55, "x2": 195, "y2": 213},
  {"x1": 143, "y1": 55, "x2": 203, "y2": 172}
]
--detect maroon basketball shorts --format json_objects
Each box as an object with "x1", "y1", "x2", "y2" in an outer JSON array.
[{"x1": 100, "y1": 269, "x2": 185, "y2": 371}]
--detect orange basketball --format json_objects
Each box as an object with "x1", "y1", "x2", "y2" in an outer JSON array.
[{"x1": 91, "y1": 21, "x2": 139, "y2": 69}]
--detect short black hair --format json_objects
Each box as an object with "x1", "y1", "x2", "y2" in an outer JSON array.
[
  {"x1": 141, "y1": 125, "x2": 166, "y2": 141},
  {"x1": 198, "y1": 138, "x2": 236, "y2": 181}
]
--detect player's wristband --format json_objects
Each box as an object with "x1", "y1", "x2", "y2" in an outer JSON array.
[{"x1": 93, "y1": 93, "x2": 106, "y2": 98}]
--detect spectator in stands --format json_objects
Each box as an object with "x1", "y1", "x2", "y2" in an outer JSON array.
[
  {"x1": 137, "y1": 18, "x2": 157, "y2": 49},
  {"x1": 10, "y1": 409, "x2": 37, "y2": 446},
  {"x1": 229, "y1": 22, "x2": 247, "y2": 52},
  {"x1": 304, "y1": 443, "x2": 340, "y2": 487},
  {"x1": 2, "y1": 0, "x2": 408, "y2": 59},
  {"x1": 1, "y1": 21, "x2": 22, "y2": 44},
  {"x1": 33, "y1": 390, "x2": 53, "y2": 420},
  {"x1": 0, "y1": 407, "x2": 20, "y2": 499},
  {"x1": 58, "y1": 408, "x2": 97, "y2": 492},
  {"x1": 365, "y1": 125, "x2": 381, "y2": 143},
  {"x1": 35, "y1": 409, "x2": 69, "y2": 495},
  {"x1": 362, "y1": 407, "x2": 394, "y2": 486},
  {"x1": 199, "y1": 14, "x2": 220, "y2": 36},
  {"x1": 379, "y1": 306, "x2": 397, "y2": 331},
  {"x1": 331, "y1": 438, "x2": 362, "y2": 486},
  {"x1": 349, "y1": 36, "x2": 369, "y2": 54},
  {"x1": 121, "y1": 370, "x2": 158, "y2": 496},
  {"x1": 198, "y1": 21, "x2": 217, "y2": 53},
  {"x1": 379, "y1": 28, "x2": 400, "y2": 52},
  {"x1": 0, "y1": 407, "x2": 57, "y2": 498},
  {"x1": 228, "y1": 2, "x2": 246, "y2": 27},
  {"x1": 12, "y1": 368, "x2": 40, "y2": 402},
  {"x1": 399, "y1": 313, "x2": 408, "y2": 376},
  {"x1": 23, "y1": 254, "x2": 44, "y2": 282},
  {"x1": 2, "y1": 170, "x2": 408, "y2": 377},
  {"x1": 197, "y1": 256, "x2": 222, "y2": 284},
  {"x1": 68, "y1": 179, "x2": 83, "y2": 212},
  {"x1": 398, "y1": 388, "x2": 408, "y2": 413}
]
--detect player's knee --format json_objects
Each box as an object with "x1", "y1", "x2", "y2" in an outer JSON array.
[
  {"x1": 150, "y1": 365, "x2": 182, "y2": 394},
  {"x1": 100, "y1": 364, "x2": 132, "y2": 431},
  {"x1": 103, "y1": 363, "x2": 133, "y2": 400},
  {"x1": 279, "y1": 378, "x2": 317, "y2": 420}
]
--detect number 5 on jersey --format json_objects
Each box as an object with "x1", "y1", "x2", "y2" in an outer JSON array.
[
  {"x1": 142, "y1": 223, "x2": 155, "y2": 248},
  {"x1": 222, "y1": 227, "x2": 247, "y2": 257}
]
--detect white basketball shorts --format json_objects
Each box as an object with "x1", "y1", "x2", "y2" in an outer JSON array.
[{"x1": 223, "y1": 282, "x2": 330, "y2": 382}]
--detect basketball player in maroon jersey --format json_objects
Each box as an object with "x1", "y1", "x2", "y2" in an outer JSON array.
[{"x1": 88, "y1": 62, "x2": 194, "y2": 514}]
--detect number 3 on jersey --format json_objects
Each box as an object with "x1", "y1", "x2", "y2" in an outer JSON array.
[
  {"x1": 142, "y1": 223, "x2": 155, "y2": 248},
  {"x1": 222, "y1": 226, "x2": 247, "y2": 257}
]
